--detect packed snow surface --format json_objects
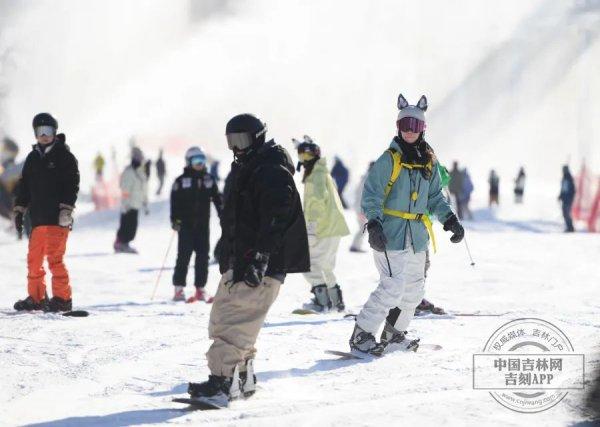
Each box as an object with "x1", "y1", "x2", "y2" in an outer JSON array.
[{"x1": 1, "y1": 194, "x2": 598, "y2": 427}]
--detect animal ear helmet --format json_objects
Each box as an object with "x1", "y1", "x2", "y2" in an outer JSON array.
[
  {"x1": 397, "y1": 94, "x2": 409, "y2": 110},
  {"x1": 417, "y1": 95, "x2": 428, "y2": 111}
]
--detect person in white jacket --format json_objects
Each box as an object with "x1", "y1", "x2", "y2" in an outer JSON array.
[{"x1": 114, "y1": 147, "x2": 148, "y2": 253}]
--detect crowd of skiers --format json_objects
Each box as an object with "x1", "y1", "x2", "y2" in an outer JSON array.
[{"x1": 4, "y1": 100, "x2": 582, "y2": 407}]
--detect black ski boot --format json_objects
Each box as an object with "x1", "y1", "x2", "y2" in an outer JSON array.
[
  {"x1": 239, "y1": 359, "x2": 256, "y2": 398},
  {"x1": 349, "y1": 323, "x2": 386, "y2": 356},
  {"x1": 47, "y1": 297, "x2": 72, "y2": 313},
  {"x1": 380, "y1": 321, "x2": 420, "y2": 352},
  {"x1": 306, "y1": 284, "x2": 332, "y2": 312},
  {"x1": 188, "y1": 375, "x2": 235, "y2": 408},
  {"x1": 327, "y1": 284, "x2": 345, "y2": 312},
  {"x1": 14, "y1": 296, "x2": 47, "y2": 311}
]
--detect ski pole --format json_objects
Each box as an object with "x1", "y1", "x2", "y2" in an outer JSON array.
[
  {"x1": 384, "y1": 247, "x2": 393, "y2": 277},
  {"x1": 463, "y1": 235, "x2": 475, "y2": 267},
  {"x1": 151, "y1": 230, "x2": 176, "y2": 301}
]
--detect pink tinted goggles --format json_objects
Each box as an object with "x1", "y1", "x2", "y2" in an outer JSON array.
[{"x1": 397, "y1": 117, "x2": 426, "y2": 133}]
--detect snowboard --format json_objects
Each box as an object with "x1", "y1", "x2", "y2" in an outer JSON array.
[
  {"x1": 292, "y1": 309, "x2": 356, "y2": 319},
  {"x1": 172, "y1": 397, "x2": 223, "y2": 410},
  {"x1": 326, "y1": 343, "x2": 442, "y2": 360},
  {"x1": 4, "y1": 310, "x2": 89, "y2": 317}
]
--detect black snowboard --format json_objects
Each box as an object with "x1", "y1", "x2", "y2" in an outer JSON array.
[{"x1": 172, "y1": 397, "x2": 223, "y2": 410}]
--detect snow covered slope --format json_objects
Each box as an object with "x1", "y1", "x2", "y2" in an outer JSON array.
[{"x1": 1, "y1": 197, "x2": 598, "y2": 426}]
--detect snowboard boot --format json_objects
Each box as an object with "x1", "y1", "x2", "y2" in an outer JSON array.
[
  {"x1": 47, "y1": 296, "x2": 72, "y2": 312},
  {"x1": 416, "y1": 298, "x2": 446, "y2": 315},
  {"x1": 349, "y1": 323, "x2": 386, "y2": 356},
  {"x1": 187, "y1": 287, "x2": 214, "y2": 304},
  {"x1": 305, "y1": 284, "x2": 332, "y2": 312},
  {"x1": 327, "y1": 284, "x2": 345, "y2": 312},
  {"x1": 380, "y1": 321, "x2": 420, "y2": 352},
  {"x1": 239, "y1": 359, "x2": 256, "y2": 398},
  {"x1": 173, "y1": 286, "x2": 186, "y2": 302},
  {"x1": 187, "y1": 375, "x2": 235, "y2": 408},
  {"x1": 14, "y1": 296, "x2": 47, "y2": 311}
]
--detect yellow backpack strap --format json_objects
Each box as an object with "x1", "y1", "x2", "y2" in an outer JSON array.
[{"x1": 384, "y1": 149, "x2": 402, "y2": 198}]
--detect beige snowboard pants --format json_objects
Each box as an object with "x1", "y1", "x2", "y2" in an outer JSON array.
[{"x1": 207, "y1": 270, "x2": 281, "y2": 376}]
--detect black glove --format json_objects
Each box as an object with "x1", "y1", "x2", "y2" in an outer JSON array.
[
  {"x1": 14, "y1": 211, "x2": 24, "y2": 239},
  {"x1": 243, "y1": 251, "x2": 270, "y2": 287},
  {"x1": 443, "y1": 214, "x2": 464, "y2": 243},
  {"x1": 367, "y1": 219, "x2": 387, "y2": 252},
  {"x1": 171, "y1": 220, "x2": 181, "y2": 232}
]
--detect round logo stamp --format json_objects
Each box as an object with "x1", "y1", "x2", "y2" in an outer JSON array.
[{"x1": 473, "y1": 318, "x2": 585, "y2": 413}]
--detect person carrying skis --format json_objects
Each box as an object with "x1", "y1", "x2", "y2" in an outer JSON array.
[
  {"x1": 156, "y1": 148, "x2": 166, "y2": 195},
  {"x1": 559, "y1": 165, "x2": 576, "y2": 232},
  {"x1": 350, "y1": 94, "x2": 464, "y2": 356},
  {"x1": 514, "y1": 167, "x2": 526, "y2": 204},
  {"x1": 114, "y1": 147, "x2": 148, "y2": 253},
  {"x1": 296, "y1": 139, "x2": 350, "y2": 312},
  {"x1": 184, "y1": 114, "x2": 309, "y2": 407},
  {"x1": 170, "y1": 146, "x2": 222, "y2": 303},
  {"x1": 13, "y1": 113, "x2": 80, "y2": 312}
]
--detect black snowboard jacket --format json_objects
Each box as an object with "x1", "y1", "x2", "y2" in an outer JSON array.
[
  {"x1": 170, "y1": 167, "x2": 223, "y2": 230},
  {"x1": 219, "y1": 140, "x2": 310, "y2": 282},
  {"x1": 14, "y1": 134, "x2": 80, "y2": 227}
]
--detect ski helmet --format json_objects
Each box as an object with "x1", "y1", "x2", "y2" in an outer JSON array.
[
  {"x1": 297, "y1": 140, "x2": 320, "y2": 158},
  {"x1": 396, "y1": 94, "x2": 427, "y2": 134},
  {"x1": 185, "y1": 146, "x2": 206, "y2": 166},
  {"x1": 131, "y1": 147, "x2": 144, "y2": 162},
  {"x1": 32, "y1": 113, "x2": 58, "y2": 130},
  {"x1": 225, "y1": 114, "x2": 267, "y2": 152}
]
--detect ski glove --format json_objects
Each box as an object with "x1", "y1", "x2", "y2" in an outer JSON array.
[
  {"x1": 443, "y1": 214, "x2": 464, "y2": 243},
  {"x1": 367, "y1": 219, "x2": 387, "y2": 252},
  {"x1": 171, "y1": 220, "x2": 181, "y2": 232},
  {"x1": 243, "y1": 250, "x2": 270, "y2": 287},
  {"x1": 58, "y1": 204, "x2": 74, "y2": 228},
  {"x1": 14, "y1": 207, "x2": 25, "y2": 239}
]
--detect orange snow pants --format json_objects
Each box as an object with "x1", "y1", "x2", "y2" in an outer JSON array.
[{"x1": 27, "y1": 226, "x2": 71, "y2": 302}]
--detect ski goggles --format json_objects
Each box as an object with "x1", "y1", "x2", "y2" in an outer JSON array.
[
  {"x1": 397, "y1": 117, "x2": 426, "y2": 133},
  {"x1": 299, "y1": 152, "x2": 315, "y2": 162},
  {"x1": 226, "y1": 127, "x2": 267, "y2": 151},
  {"x1": 34, "y1": 125, "x2": 56, "y2": 137},
  {"x1": 189, "y1": 154, "x2": 206, "y2": 166}
]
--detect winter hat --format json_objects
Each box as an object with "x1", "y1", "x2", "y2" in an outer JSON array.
[
  {"x1": 131, "y1": 147, "x2": 144, "y2": 162},
  {"x1": 397, "y1": 94, "x2": 427, "y2": 122}
]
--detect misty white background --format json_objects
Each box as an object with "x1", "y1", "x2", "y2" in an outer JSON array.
[{"x1": 0, "y1": 0, "x2": 599, "y2": 196}]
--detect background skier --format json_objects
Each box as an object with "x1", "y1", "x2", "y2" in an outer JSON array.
[
  {"x1": 514, "y1": 167, "x2": 526, "y2": 203},
  {"x1": 296, "y1": 139, "x2": 350, "y2": 312},
  {"x1": 559, "y1": 165, "x2": 576, "y2": 232},
  {"x1": 331, "y1": 155, "x2": 350, "y2": 209},
  {"x1": 94, "y1": 152, "x2": 105, "y2": 179},
  {"x1": 488, "y1": 169, "x2": 500, "y2": 206},
  {"x1": 349, "y1": 162, "x2": 374, "y2": 253},
  {"x1": 155, "y1": 149, "x2": 166, "y2": 195},
  {"x1": 13, "y1": 113, "x2": 80, "y2": 312},
  {"x1": 114, "y1": 147, "x2": 148, "y2": 253},
  {"x1": 350, "y1": 94, "x2": 464, "y2": 355},
  {"x1": 185, "y1": 114, "x2": 309, "y2": 407},
  {"x1": 170, "y1": 146, "x2": 222, "y2": 303},
  {"x1": 449, "y1": 161, "x2": 464, "y2": 219}
]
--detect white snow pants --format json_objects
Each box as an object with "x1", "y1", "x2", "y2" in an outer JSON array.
[
  {"x1": 356, "y1": 245, "x2": 426, "y2": 335},
  {"x1": 303, "y1": 236, "x2": 341, "y2": 288}
]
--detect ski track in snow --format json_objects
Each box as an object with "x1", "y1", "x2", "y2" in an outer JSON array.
[{"x1": 1, "y1": 198, "x2": 599, "y2": 427}]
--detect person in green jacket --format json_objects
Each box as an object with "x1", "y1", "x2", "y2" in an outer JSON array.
[
  {"x1": 296, "y1": 137, "x2": 350, "y2": 312},
  {"x1": 350, "y1": 94, "x2": 464, "y2": 355}
]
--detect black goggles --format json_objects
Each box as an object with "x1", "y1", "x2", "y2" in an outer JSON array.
[{"x1": 226, "y1": 127, "x2": 267, "y2": 151}]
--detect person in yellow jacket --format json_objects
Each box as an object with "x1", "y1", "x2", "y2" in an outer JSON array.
[{"x1": 296, "y1": 137, "x2": 350, "y2": 312}]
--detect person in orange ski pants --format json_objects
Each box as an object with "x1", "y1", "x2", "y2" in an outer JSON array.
[{"x1": 13, "y1": 113, "x2": 80, "y2": 312}]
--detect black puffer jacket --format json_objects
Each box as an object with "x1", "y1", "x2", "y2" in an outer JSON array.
[
  {"x1": 170, "y1": 167, "x2": 223, "y2": 230},
  {"x1": 14, "y1": 134, "x2": 80, "y2": 227},
  {"x1": 219, "y1": 140, "x2": 310, "y2": 282}
]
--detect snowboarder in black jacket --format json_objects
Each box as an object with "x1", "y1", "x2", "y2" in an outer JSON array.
[
  {"x1": 170, "y1": 146, "x2": 222, "y2": 303},
  {"x1": 183, "y1": 114, "x2": 309, "y2": 408},
  {"x1": 13, "y1": 113, "x2": 80, "y2": 312}
]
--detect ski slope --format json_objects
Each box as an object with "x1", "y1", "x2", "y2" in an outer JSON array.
[{"x1": 1, "y1": 194, "x2": 598, "y2": 426}]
